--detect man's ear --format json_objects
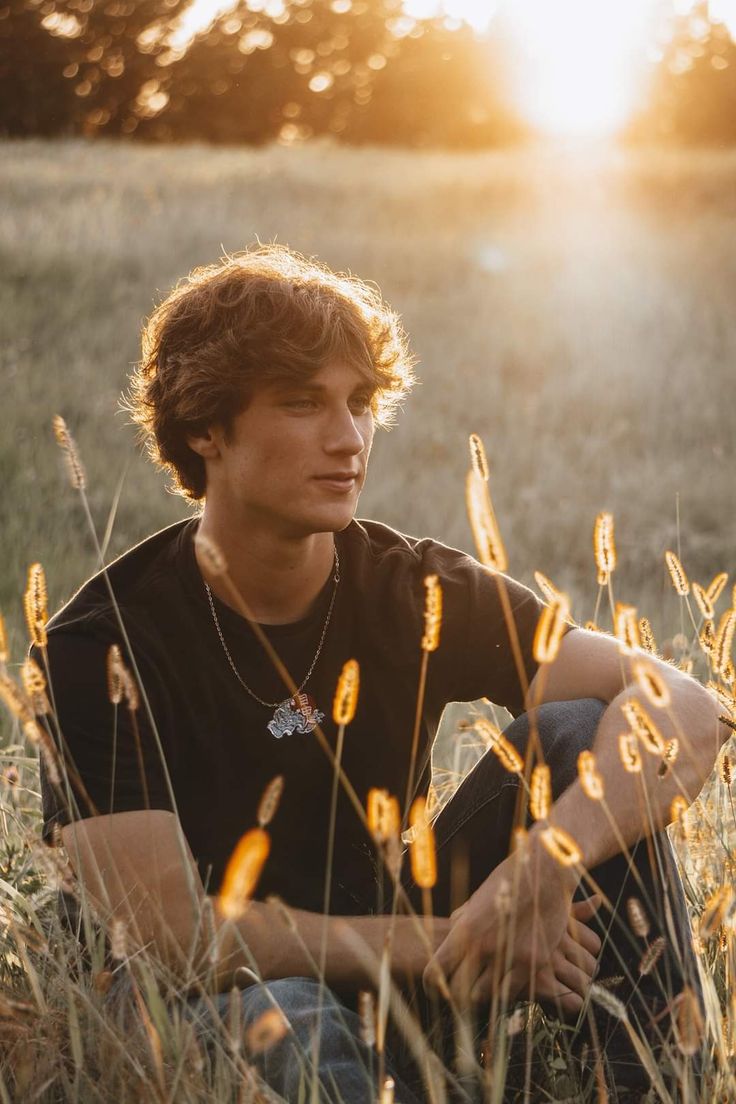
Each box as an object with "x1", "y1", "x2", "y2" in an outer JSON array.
[{"x1": 186, "y1": 427, "x2": 222, "y2": 460}]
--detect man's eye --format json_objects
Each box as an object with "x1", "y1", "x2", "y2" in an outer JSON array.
[
  {"x1": 351, "y1": 398, "x2": 372, "y2": 414},
  {"x1": 284, "y1": 399, "x2": 317, "y2": 410}
]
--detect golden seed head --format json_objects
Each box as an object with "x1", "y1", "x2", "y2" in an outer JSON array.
[
  {"x1": 692, "y1": 582, "x2": 715, "y2": 623},
  {"x1": 665, "y1": 551, "x2": 690, "y2": 597},
  {"x1": 20, "y1": 658, "x2": 49, "y2": 715},
  {"x1": 367, "y1": 788, "x2": 401, "y2": 844},
  {"x1": 465, "y1": 471, "x2": 508, "y2": 573},
  {"x1": 706, "y1": 572, "x2": 728, "y2": 607},
  {"x1": 257, "y1": 774, "x2": 284, "y2": 828},
  {"x1": 120, "y1": 666, "x2": 139, "y2": 711},
  {"x1": 533, "y1": 592, "x2": 571, "y2": 665},
  {"x1": 674, "y1": 986, "x2": 704, "y2": 1057},
  {"x1": 0, "y1": 674, "x2": 34, "y2": 726},
  {"x1": 52, "y1": 415, "x2": 86, "y2": 490},
  {"x1": 618, "y1": 732, "x2": 642, "y2": 773},
  {"x1": 614, "y1": 602, "x2": 640, "y2": 653},
  {"x1": 626, "y1": 896, "x2": 650, "y2": 938},
  {"x1": 358, "y1": 990, "x2": 376, "y2": 1047},
  {"x1": 540, "y1": 825, "x2": 582, "y2": 867},
  {"x1": 639, "y1": 936, "x2": 666, "y2": 976},
  {"x1": 408, "y1": 796, "x2": 437, "y2": 889},
  {"x1": 638, "y1": 616, "x2": 657, "y2": 654},
  {"x1": 534, "y1": 571, "x2": 559, "y2": 604},
  {"x1": 24, "y1": 563, "x2": 48, "y2": 649},
  {"x1": 577, "y1": 750, "x2": 604, "y2": 800},
  {"x1": 633, "y1": 661, "x2": 670, "y2": 708},
  {"x1": 109, "y1": 918, "x2": 127, "y2": 961},
  {"x1": 670, "y1": 794, "x2": 690, "y2": 824},
  {"x1": 699, "y1": 886, "x2": 733, "y2": 939},
  {"x1": 219, "y1": 827, "x2": 271, "y2": 920},
  {"x1": 529, "y1": 763, "x2": 551, "y2": 820},
  {"x1": 0, "y1": 612, "x2": 8, "y2": 665},
  {"x1": 719, "y1": 752, "x2": 732, "y2": 786},
  {"x1": 106, "y1": 645, "x2": 124, "y2": 705},
  {"x1": 194, "y1": 531, "x2": 228, "y2": 576},
  {"x1": 622, "y1": 698, "x2": 666, "y2": 755},
  {"x1": 474, "y1": 717, "x2": 523, "y2": 773},
  {"x1": 714, "y1": 608, "x2": 736, "y2": 680},
  {"x1": 333, "y1": 658, "x2": 360, "y2": 724},
  {"x1": 245, "y1": 1008, "x2": 288, "y2": 1055},
  {"x1": 468, "y1": 433, "x2": 489, "y2": 481},
  {"x1": 420, "y1": 575, "x2": 443, "y2": 653},
  {"x1": 593, "y1": 511, "x2": 616, "y2": 584},
  {"x1": 699, "y1": 619, "x2": 716, "y2": 659}
]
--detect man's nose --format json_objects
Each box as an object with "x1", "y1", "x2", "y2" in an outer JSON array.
[{"x1": 325, "y1": 409, "x2": 367, "y2": 455}]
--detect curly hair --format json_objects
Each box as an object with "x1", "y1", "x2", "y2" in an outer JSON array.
[{"x1": 125, "y1": 245, "x2": 417, "y2": 502}]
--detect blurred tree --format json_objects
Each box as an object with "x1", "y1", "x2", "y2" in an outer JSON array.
[
  {"x1": 628, "y1": 2, "x2": 736, "y2": 144},
  {"x1": 0, "y1": 1, "x2": 77, "y2": 134}
]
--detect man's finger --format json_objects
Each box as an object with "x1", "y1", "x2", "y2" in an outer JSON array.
[
  {"x1": 571, "y1": 894, "x2": 601, "y2": 921},
  {"x1": 560, "y1": 932, "x2": 598, "y2": 977},
  {"x1": 549, "y1": 950, "x2": 594, "y2": 1000},
  {"x1": 567, "y1": 915, "x2": 602, "y2": 958}
]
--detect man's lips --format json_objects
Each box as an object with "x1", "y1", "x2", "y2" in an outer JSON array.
[{"x1": 313, "y1": 472, "x2": 360, "y2": 491}]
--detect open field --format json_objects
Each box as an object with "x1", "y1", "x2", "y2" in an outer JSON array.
[
  {"x1": 1, "y1": 139, "x2": 736, "y2": 1101},
  {"x1": 2, "y1": 139, "x2": 736, "y2": 653}
]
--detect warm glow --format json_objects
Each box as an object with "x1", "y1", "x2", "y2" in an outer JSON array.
[{"x1": 175, "y1": 0, "x2": 736, "y2": 135}]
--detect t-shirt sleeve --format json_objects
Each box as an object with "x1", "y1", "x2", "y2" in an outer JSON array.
[
  {"x1": 37, "y1": 630, "x2": 176, "y2": 847},
  {"x1": 423, "y1": 545, "x2": 570, "y2": 718}
]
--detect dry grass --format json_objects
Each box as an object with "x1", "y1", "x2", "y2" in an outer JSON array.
[{"x1": 1, "y1": 137, "x2": 736, "y2": 1101}]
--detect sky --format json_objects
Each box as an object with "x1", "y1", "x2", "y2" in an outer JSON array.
[{"x1": 174, "y1": 0, "x2": 736, "y2": 135}]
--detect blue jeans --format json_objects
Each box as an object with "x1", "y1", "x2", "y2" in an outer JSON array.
[{"x1": 172, "y1": 700, "x2": 701, "y2": 1101}]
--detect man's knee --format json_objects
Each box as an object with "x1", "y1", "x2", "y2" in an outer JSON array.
[{"x1": 504, "y1": 697, "x2": 607, "y2": 798}]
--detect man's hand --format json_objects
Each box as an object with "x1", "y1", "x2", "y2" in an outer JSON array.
[{"x1": 423, "y1": 834, "x2": 600, "y2": 1014}]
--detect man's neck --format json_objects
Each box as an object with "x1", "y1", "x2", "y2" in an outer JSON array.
[{"x1": 193, "y1": 513, "x2": 338, "y2": 626}]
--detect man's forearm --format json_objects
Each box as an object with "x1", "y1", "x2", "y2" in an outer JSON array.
[
  {"x1": 207, "y1": 898, "x2": 450, "y2": 995},
  {"x1": 536, "y1": 669, "x2": 728, "y2": 871}
]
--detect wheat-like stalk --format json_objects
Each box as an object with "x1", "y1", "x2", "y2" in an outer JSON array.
[
  {"x1": 638, "y1": 616, "x2": 657, "y2": 654},
  {"x1": 577, "y1": 750, "x2": 604, "y2": 800},
  {"x1": 256, "y1": 775, "x2": 284, "y2": 828},
  {"x1": 593, "y1": 511, "x2": 616, "y2": 586},
  {"x1": 106, "y1": 644, "x2": 124, "y2": 705},
  {"x1": 533, "y1": 592, "x2": 570, "y2": 664},
  {"x1": 23, "y1": 563, "x2": 48, "y2": 649},
  {"x1": 540, "y1": 825, "x2": 582, "y2": 867},
  {"x1": 367, "y1": 788, "x2": 401, "y2": 844},
  {"x1": 420, "y1": 575, "x2": 442, "y2": 653},
  {"x1": 674, "y1": 986, "x2": 705, "y2": 1056},
  {"x1": 706, "y1": 571, "x2": 729, "y2": 606},
  {"x1": 665, "y1": 550, "x2": 690, "y2": 596},
  {"x1": 468, "y1": 432, "x2": 489, "y2": 481},
  {"x1": 639, "y1": 936, "x2": 666, "y2": 975},
  {"x1": 529, "y1": 763, "x2": 551, "y2": 820},
  {"x1": 692, "y1": 582, "x2": 715, "y2": 622},
  {"x1": 408, "y1": 796, "x2": 436, "y2": 889},
  {"x1": 614, "y1": 602, "x2": 641, "y2": 652},
  {"x1": 633, "y1": 661, "x2": 670, "y2": 707},
  {"x1": 699, "y1": 885, "x2": 733, "y2": 939},
  {"x1": 473, "y1": 717, "x2": 523, "y2": 773},
  {"x1": 52, "y1": 414, "x2": 86, "y2": 490},
  {"x1": 622, "y1": 698, "x2": 666, "y2": 755},
  {"x1": 465, "y1": 469, "x2": 508, "y2": 572},
  {"x1": 218, "y1": 827, "x2": 271, "y2": 920},
  {"x1": 626, "y1": 896, "x2": 650, "y2": 938},
  {"x1": 618, "y1": 732, "x2": 642, "y2": 773},
  {"x1": 714, "y1": 608, "x2": 736, "y2": 679},
  {"x1": 333, "y1": 658, "x2": 360, "y2": 724},
  {"x1": 0, "y1": 612, "x2": 8, "y2": 665},
  {"x1": 194, "y1": 530, "x2": 228, "y2": 575},
  {"x1": 533, "y1": 570, "x2": 559, "y2": 604},
  {"x1": 245, "y1": 1008, "x2": 288, "y2": 1055}
]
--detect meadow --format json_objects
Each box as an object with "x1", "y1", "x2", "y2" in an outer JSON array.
[{"x1": 1, "y1": 138, "x2": 735, "y2": 1101}]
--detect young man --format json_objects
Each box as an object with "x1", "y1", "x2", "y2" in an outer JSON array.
[{"x1": 40, "y1": 246, "x2": 724, "y2": 1102}]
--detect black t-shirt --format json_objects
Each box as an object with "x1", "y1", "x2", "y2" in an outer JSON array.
[{"x1": 39, "y1": 517, "x2": 547, "y2": 916}]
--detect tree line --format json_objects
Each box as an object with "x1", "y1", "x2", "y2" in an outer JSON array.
[{"x1": 1, "y1": 0, "x2": 735, "y2": 146}]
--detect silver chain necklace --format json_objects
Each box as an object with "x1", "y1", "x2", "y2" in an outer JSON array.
[{"x1": 203, "y1": 548, "x2": 340, "y2": 739}]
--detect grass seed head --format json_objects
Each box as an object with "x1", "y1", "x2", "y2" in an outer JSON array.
[
  {"x1": 692, "y1": 582, "x2": 715, "y2": 622},
  {"x1": 706, "y1": 572, "x2": 728, "y2": 607},
  {"x1": 194, "y1": 531, "x2": 228, "y2": 576},
  {"x1": 639, "y1": 936, "x2": 666, "y2": 975},
  {"x1": 714, "y1": 608, "x2": 736, "y2": 679},
  {"x1": 589, "y1": 982, "x2": 628, "y2": 1021},
  {"x1": 633, "y1": 661, "x2": 670, "y2": 708},
  {"x1": 110, "y1": 918, "x2": 127, "y2": 961},
  {"x1": 614, "y1": 602, "x2": 640, "y2": 652},
  {"x1": 638, "y1": 616, "x2": 657, "y2": 654},
  {"x1": 358, "y1": 990, "x2": 376, "y2": 1046},
  {"x1": 719, "y1": 752, "x2": 732, "y2": 786},
  {"x1": 626, "y1": 896, "x2": 650, "y2": 938},
  {"x1": 540, "y1": 825, "x2": 582, "y2": 867},
  {"x1": 699, "y1": 886, "x2": 733, "y2": 939},
  {"x1": 474, "y1": 717, "x2": 523, "y2": 773},
  {"x1": 52, "y1": 414, "x2": 86, "y2": 490},
  {"x1": 20, "y1": 658, "x2": 49, "y2": 715},
  {"x1": 618, "y1": 732, "x2": 642, "y2": 773},
  {"x1": 578, "y1": 750, "x2": 604, "y2": 800},
  {"x1": 219, "y1": 827, "x2": 271, "y2": 920},
  {"x1": 529, "y1": 763, "x2": 551, "y2": 820},
  {"x1": 622, "y1": 698, "x2": 666, "y2": 755},
  {"x1": 674, "y1": 986, "x2": 704, "y2": 1056},
  {"x1": 420, "y1": 575, "x2": 442, "y2": 653},
  {"x1": 468, "y1": 433, "x2": 489, "y2": 481},
  {"x1": 245, "y1": 1008, "x2": 288, "y2": 1055},
  {"x1": 408, "y1": 796, "x2": 437, "y2": 888},
  {"x1": 333, "y1": 658, "x2": 360, "y2": 723},
  {"x1": 367, "y1": 788, "x2": 401, "y2": 844},
  {"x1": 593, "y1": 511, "x2": 617, "y2": 586},
  {"x1": 533, "y1": 592, "x2": 571, "y2": 664},
  {"x1": 0, "y1": 612, "x2": 8, "y2": 665},
  {"x1": 665, "y1": 551, "x2": 690, "y2": 597},
  {"x1": 24, "y1": 563, "x2": 48, "y2": 649},
  {"x1": 465, "y1": 470, "x2": 508, "y2": 572},
  {"x1": 106, "y1": 644, "x2": 124, "y2": 704},
  {"x1": 534, "y1": 571, "x2": 559, "y2": 604},
  {"x1": 257, "y1": 774, "x2": 284, "y2": 828}
]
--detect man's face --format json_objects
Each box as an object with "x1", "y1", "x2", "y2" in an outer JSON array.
[{"x1": 208, "y1": 360, "x2": 376, "y2": 537}]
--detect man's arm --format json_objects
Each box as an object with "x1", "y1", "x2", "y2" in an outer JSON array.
[
  {"x1": 60, "y1": 810, "x2": 447, "y2": 994},
  {"x1": 426, "y1": 626, "x2": 729, "y2": 1002}
]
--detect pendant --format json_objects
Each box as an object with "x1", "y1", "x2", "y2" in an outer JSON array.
[{"x1": 267, "y1": 693, "x2": 324, "y2": 739}]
